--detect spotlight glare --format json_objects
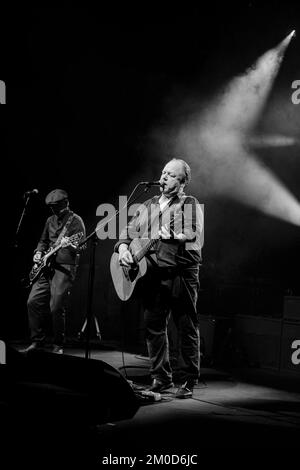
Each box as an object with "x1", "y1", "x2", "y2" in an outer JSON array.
[{"x1": 153, "y1": 31, "x2": 300, "y2": 228}]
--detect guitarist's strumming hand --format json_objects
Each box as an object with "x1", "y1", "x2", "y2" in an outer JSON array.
[
  {"x1": 33, "y1": 251, "x2": 42, "y2": 264},
  {"x1": 118, "y1": 243, "x2": 134, "y2": 267}
]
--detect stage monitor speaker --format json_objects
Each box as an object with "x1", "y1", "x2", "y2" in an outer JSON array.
[{"x1": 1, "y1": 346, "x2": 140, "y2": 425}]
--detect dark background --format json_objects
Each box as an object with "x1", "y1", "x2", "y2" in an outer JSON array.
[{"x1": 2, "y1": 3, "x2": 300, "y2": 346}]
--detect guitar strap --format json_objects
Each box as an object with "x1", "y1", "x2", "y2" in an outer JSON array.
[{"x1": 54, "y1": 212, "x2": 75, "y2": 247}]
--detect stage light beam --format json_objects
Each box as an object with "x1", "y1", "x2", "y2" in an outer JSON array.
[{"x1": 151, "y1": 31, "x2": 300, "y2": 226}]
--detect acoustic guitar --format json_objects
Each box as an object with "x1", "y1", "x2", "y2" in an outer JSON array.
[
  {"x1": 110, "y1": 202, "x2": 185, "y2": 301},
  {"x1": 110, "y1": 236, "x2": 160, "y2": 301}
]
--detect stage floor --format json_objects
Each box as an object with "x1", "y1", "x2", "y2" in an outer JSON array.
[{"x1": 3, "y1": 345, "x2": 300, "y2": 466}]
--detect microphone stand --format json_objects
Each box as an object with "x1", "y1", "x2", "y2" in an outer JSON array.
[
  {"x1": 14, "y1": 194, "x2": 31, "y2": 249},
  {"x1": 11, "y1": 193, "x2": 35, "y2": 341},
  {"x1": 77, "y1": 182, "x2": 154, "y2": 360},
  {"x1": 82, "y1": 231, "x2": 98, "y2": 359}
]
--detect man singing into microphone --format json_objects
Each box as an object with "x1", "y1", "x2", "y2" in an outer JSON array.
[
  {"x1": 21, "y1": 189, "x2": 85, "y2": 354},
  {"x1": 115, "y1": 159, "x2": 204, "y2": 398}
]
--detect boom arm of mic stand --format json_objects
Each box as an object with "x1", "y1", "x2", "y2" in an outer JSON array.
[
  {"x1": 77, "y1": 182, "x2": 152, "y2": 248},
  {"x1": 14, "y1": 195, "x2": 31, "y2": 249}
]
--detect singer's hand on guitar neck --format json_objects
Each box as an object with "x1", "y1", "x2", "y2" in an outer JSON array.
[
  {"x1": 118, "y1": 243, "x2": 134, "y2": 267},
  {"x1": 33, "y1": 251, "x2": 42, "y2": 263}
]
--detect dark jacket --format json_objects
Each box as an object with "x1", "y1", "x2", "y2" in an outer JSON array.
[{"x1": 36, "y1": 210, "x2": 86, "y2": 265}]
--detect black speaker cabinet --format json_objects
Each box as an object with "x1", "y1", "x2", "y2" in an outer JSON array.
[
  {"x1": 199, "y1": 315, "x2": 216, "y2": 360},
  {"x1": 235, "y1": 315, "x2": 282, "y2": 370},
  {"x1": 283, "y1": 296, "x2": 300, "y2": 322},
  {"x1": 1, "y1": 346, "x2": 140, "y2": 424}
]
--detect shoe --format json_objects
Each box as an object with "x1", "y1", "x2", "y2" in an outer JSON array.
[
  {"x1": 175, "y1": 382, "x2": 194, "y2": 399},
  {"x1": 147, "y1": 379, "x2": 174, "y2": 393},
  {"x1": 52, "y1": 345, "x2": 63, "y2": 354},
  {"x1": 19, "y1": 342, "x2": 45, "y2": 354}
]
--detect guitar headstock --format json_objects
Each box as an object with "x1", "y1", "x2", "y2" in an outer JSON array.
[
  {"x1": 61, "y1": 232, "x2": 84, "y2": 248},
  {"x1": 70, "y1": 231, "x2": 84, "y2": 243}
]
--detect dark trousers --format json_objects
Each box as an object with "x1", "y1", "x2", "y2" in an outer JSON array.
[
  {"x1": 27, "y1": 264, "x2": 76, "y2": 346},
  {"x1": 142, "y1": 265, "x2": 200, "y2": 385}
]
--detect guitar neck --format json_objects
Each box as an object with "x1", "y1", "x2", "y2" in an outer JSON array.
[
  {"x1": 134, "y1": 238, "x2": 159, "y2": 263},
  {"x1": 44, "y1": 241, "x2": 64, "y2": 260},
  {"x1": 44, "y1": 233, "x2": 82, "y2": 261}
]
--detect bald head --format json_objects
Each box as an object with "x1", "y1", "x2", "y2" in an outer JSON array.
[
  {"x1": 159, "y1": 158, "x2": 192, "y2": 197},
  {"x1": 169, "y1": 158, "x2": 191, "y2": 186}
]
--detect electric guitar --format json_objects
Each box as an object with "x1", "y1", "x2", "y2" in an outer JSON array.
[{"x1": 28, "y1": 232, "x2": 84, "y2": 286}]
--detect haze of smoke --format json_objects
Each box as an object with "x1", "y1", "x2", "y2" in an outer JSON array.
[{"x1": 148, "y1": 35, "x2": 300, "y2": 226}]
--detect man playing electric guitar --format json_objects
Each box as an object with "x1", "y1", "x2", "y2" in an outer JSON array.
[
  {"x1": 28, "y1": 232, "x2": 83, "y2": 286},
  {"x1": 115, "y1": 159, "x2": 204, "y2": 398},
  {"x1": 21, "y1": 189, "x2": 86, "y2": 355}
]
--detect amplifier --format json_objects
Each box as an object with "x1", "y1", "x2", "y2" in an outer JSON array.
[
  {"x1": 283, "y1": 296, "x2": 300, "y2": 322},
  {"x1": 235, "y1": 315, "x2": 281, "y2": 370}
]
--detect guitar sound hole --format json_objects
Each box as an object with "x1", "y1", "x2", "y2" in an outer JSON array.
[
  {"x1": 128, "y1": 266, "x2": 138, "y2": 282},
  {"x1": 122, "y1": 265, "x2": 138, "y2": 282},
  {"x1": 122, "y1": 266, "x2": 130, "y2": 281}
]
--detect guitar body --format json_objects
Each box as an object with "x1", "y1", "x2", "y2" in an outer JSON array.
[
  {"x1": 29, "y1": 257, "x2": 53, "y2": 285},
  {"x1": 110, "y1": 238, "x2": 148, "y2": 301},
  {"x1": 27, "y1": 232, "x2": 83, "y2": 287},
  {"x1": 110, "y1": 200, "x2": 185, "y2": 301}
]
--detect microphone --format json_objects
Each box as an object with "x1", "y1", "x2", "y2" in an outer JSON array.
[
  {"x1": 140, "y1": 181, "x2": 161, "y2": 186},
  {"x1": 24, "y1": 189, "x2": 39, "y2": 198}
]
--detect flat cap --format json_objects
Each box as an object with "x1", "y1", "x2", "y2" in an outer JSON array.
[{"x1": 45, "y1": 189, "x2": 68, "y2": 205}]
